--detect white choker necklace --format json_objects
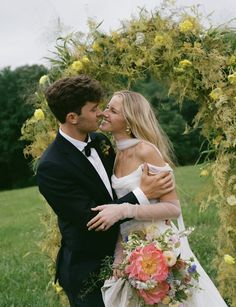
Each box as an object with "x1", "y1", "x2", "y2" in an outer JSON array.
[{"x1": 116, "y1": 138, "x2": 140, "y2": 150}]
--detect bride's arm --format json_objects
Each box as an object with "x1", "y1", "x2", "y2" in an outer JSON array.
[
  {"x1": 112, "y1": 233, "x2": 125, "y2": 278},
  {"x1": 87, "y1": 199, "x2": 180, "y2": 231},
  {"x1": 87, "y1": 143, "x2": 181, "y2": 231}
]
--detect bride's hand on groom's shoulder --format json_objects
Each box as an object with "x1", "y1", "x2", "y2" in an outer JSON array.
[{"x1": 140, "y1": 163, "x2": 174, "y2": 199}]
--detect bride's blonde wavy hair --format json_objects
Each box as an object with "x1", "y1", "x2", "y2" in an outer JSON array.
[{"x1": 113, "y1": 90, "x2": 176, "y2": 167}]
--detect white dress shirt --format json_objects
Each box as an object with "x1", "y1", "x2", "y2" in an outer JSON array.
[{"x1": 59, "y1": 129, "x2": 149, "y2": 204}]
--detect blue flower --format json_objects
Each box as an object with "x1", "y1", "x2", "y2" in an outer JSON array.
[{"x1": 188, "y1": 264, "x2": 197, "y2": 274}]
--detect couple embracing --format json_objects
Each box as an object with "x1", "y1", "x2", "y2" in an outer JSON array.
[{"x1": 37, "y1": 75, "x2": 228, "y2": 307}]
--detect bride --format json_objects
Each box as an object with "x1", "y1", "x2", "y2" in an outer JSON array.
[{"x1": 87, "y1": 90, "x2": 228, "y2": 306}]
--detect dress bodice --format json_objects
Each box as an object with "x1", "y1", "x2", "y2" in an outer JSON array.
[
  {"x1": 112, "y1": 163, "x2": 172, "y2": 199},
  {"x1": 112, "y1": 163, "x2": 173, "y2": 239}
]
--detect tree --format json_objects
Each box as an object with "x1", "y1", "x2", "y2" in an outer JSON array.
[
  {"x1": 0, "y1": 65, "x2": 48, "y2": 189},
  {"x1": 132, "y1": 77, "x2": 206, "y2": 165}
]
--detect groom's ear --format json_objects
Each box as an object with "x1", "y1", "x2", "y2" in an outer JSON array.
[{"x1": 66, "y1": 112, "x2": 79, "y2": 124}]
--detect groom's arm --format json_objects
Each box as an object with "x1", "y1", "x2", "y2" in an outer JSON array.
[
  {"x1": 37, "y1": 160, "x2": 108, "y2": 229},
  {"x1": 114, "y1": 164, "x2": 174, "y2": 206}
]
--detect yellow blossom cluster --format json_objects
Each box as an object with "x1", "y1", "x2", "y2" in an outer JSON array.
[
  {"x1": 178, "y1": 59, "x2": 192, "y2": 69},
  {"x1": 200, "y1": 169, "x2": 209, "y2": 177},
  {"x1": 209, "y1": 88, "x2": 223, "y2": 101},
  {"x1": 227, "y1": 72, "x2": 236, "y2": 84},
  {"x1": 154, "y1": 34, "x2": 165, "y2": 47},
  {"x1": 39, "y1": 75, "x2": 49, "y2": 86},
  {"x1": 92, "y1": 42, "x2": 102, "y2": 52},
  {"x1": 70, "y1": 60, "x2": 83, "y2": 72},
  {"x1": 34, "y1": 108, "x2": 45, "y2": 121},
  {"x1": 70, "y1": 56, "x2": 90, "y2": 73},
  {"x1": 224, "y1": 254, "x2": 235, "y2": 265},
  {"x1": 179, "y1": 19, "x2": 194, "y2": 33}
]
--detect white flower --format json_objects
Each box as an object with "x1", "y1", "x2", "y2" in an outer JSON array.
[
  {"x1": 226, "y1": 195, "x2": 236, "y2": 206},
  {"x1": 135, "y1": 32, "x2": 145, "y2": 45},
  {"x1": 163, "y1": 251, "x2": 177, "y2": 266}
]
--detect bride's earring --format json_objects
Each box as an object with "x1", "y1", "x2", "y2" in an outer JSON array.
[{"x1": 125, "y1": 125, "x2": 131, "y2": 135}]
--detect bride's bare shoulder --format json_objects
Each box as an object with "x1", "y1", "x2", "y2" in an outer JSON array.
[{"x1": 135, "y1": 141, "x2": 165, "y2": 167}]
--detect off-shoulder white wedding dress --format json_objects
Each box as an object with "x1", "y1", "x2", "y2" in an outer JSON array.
[{"x1": 102, "y1": 139, "x2": 228, "y2": 307}]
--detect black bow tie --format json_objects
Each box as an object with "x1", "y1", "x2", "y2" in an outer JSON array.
[{"x1": 84, "y1": 139, "x2": 98, "y2": 157}]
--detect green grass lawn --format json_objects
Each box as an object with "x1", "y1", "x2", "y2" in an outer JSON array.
[
  {"x1": 0, "y1": 187, "x2": 63, "y2": 307},
  {"x1": 0, "y1": 164, "x2": 219, "y2": 306}
]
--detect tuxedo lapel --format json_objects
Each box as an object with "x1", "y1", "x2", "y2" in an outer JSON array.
[
  {"x1": 89, "y1": 133, "x2": 113, "y2": 178},
  {"x1": 90, "y1": 133, "x2": 116, "y2": 199},
  {"x1": 54, "y1": 133, "x2": 113, "y2": 201}
]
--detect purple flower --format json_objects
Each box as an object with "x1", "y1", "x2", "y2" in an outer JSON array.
[{"x1": 188, "y1": 264, "x2": 197, "y2": 274}]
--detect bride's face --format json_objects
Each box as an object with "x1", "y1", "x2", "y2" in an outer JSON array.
[{"x1": 100, "y1": 95, "x2": 127, "y2": 134}]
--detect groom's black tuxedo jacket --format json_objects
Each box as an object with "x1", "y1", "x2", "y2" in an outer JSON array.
[{"x1": 37, "y1": 132, "x2": 138, "y2": 294}]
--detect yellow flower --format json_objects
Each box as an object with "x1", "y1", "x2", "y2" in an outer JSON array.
[
  {"x1": 71, "y1": 60, "x2": 84, "y2": 72},
  {"x1": 228, "y1": 72, "x2": 236, "y2": 84},
  {"x1": 116, "y1": 41, "x2": 126, "y2": 51},
  {"x1": 162, "y1": 296, "x2": 171, "y2": 304},
  {"x1": 179, "y1": 59, "x2": 192, "y2": 69},
  {"x1": 209, "y1": 88, "x2": 223, "y2": 101},
  {"x1": 81, "y1": 56, "x2": 90, "y2": 64},
  {"x1": 52, "y1": 281, "x2": 63, "y2": 294},
  {"x1": 226, "y1": 195, "x2": 236, "y2": 206},
  {"x1": 154, "y1": 34, "x2": 165, "y2": 47},
  {"x1": 92, "y1": 42, "x2": 102, "y2": 52},
  {"x1": 179, "y1": 20, "x2": 194, "y2": 33},
  {"x1": 111, "y1": 31, "x2": 120, "y2": 41},
  {"x1": 39, "y1": 75, "x2": 49, "y2": 85},
  {"x1": 34, "y1": 109, "x2": 45, "y2": 121},
  {"x1": 228, "y1": 55, "x2": 236, "y2": 65},
  {"x1": 200, "y1": 169, "x2": 209, "y2": 177},
  {"x1": 224, "y1": 254, "x2": 235, "y2": 265}
]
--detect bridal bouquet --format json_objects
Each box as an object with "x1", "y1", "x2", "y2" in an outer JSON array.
[{"x1": 116, "y1": 226, "x2": 200, "y2": 306}]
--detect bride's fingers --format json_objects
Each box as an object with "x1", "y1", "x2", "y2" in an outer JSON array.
[
  {"x1": 95, "y1": 223, "x2": 109, "y2": 232},
  {"x1": 88, "y1": 219, "x2": 103, "y2": 230},
  {"x1": 91, "y1": 205, "x2": 106, "y2": 211},
  {"x1": 87, "y1": 214, "x2": 102, "y2": 227}
]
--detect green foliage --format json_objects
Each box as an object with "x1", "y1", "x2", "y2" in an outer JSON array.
[{"x1": 0, "y1": 65, "x2": 48, "y2": 189}]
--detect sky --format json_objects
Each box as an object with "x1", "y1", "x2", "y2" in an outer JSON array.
[{"x1": 1, "y1": 0, "x2": 236, "y2": 69}]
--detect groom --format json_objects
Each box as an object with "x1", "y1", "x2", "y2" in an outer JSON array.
[{"x1": 37, "y1": 75, "x2": 174, "y2": 307}]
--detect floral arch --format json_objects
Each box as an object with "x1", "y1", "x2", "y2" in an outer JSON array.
[{"x1": 21, "y1": 2, "x2": 236, "y2": 305}]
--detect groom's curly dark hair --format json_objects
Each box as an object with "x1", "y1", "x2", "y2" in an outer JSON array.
[{"x1": 45, "y1": 75, "x2": 103, "y2": 123}]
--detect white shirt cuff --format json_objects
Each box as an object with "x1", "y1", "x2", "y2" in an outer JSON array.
[{"x1": 133, "y1": 187, "x2": 150, "y2": 205}]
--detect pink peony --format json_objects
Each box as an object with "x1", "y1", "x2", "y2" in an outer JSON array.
[
  {"x1": 139, "y1": 281, "x2": 169, "y2": 305},
  {"x1": 125, "y1": 243, "x2": 169, "y2": 282}
]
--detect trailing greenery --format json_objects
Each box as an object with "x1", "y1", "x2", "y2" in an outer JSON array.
[{"x1": 21, "y1": 1, "x2": 236, "y2": 305}]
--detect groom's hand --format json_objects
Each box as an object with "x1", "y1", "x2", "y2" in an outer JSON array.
[{"x1": 140, "y1": 163, "x2": 174, "y2": 199}]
